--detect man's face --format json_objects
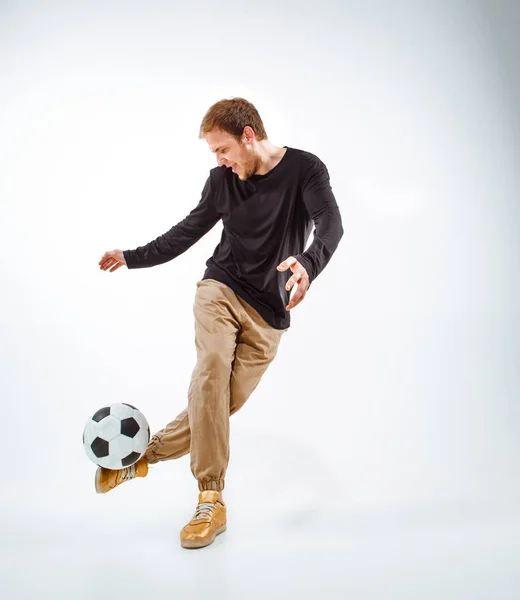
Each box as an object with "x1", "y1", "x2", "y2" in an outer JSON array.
[{"x1": 205, "y1": 128, "x2": 260, "y2": 181}]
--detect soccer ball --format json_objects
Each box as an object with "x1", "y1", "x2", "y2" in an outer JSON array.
[{"x1": 83, "y1": 403, "x2": 150, "y2": 469}]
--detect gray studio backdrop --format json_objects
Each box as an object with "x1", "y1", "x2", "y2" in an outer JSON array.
[{"x1": 0, "y1": 1, "x2": 519, "y2": 598}]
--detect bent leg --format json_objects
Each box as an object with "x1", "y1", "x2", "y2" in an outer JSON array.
[
  {"x1": 142, "y1": 280, "x2": 287, "y2": 492},
  {"x1": 143, "y1": 280, "x2": 240, "y2": 490},
  {"x1": 143, "y1": 407, "x2": 191, "y2": 464},
  {"x1": 144, "y1": 316, "x2": 284, "y2": 466}
]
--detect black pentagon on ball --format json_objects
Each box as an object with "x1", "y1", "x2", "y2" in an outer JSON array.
[
  {"x1": 91, "y1": 437, "x2": 109, "y2": 458},
  {"x1": 92, "y1": 406, "x2": 111, "y2": 422},
  {"x1": 122, "y1": 451, "x2": 141, "y2": 467},
  {"x1": 120, "y1": 417, "x2": 140, "y2": 438}
]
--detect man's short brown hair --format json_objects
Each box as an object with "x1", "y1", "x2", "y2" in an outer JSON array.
[{"x1": 199, "y1": 97, "x2": 268, "y2": 141}]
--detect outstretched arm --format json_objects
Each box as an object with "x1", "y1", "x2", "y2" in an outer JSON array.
[{"x1": 122, "y1": 175, "x2": 220, "y2": 269}]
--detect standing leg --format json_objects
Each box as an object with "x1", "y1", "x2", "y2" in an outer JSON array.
[{"x1": 188, "y1": 281, "x2": 241, "y2": 492}]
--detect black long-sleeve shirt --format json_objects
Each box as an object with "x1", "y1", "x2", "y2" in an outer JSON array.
[{"x1": 123, "y1": 146, "x2": 344, "y2": 330}]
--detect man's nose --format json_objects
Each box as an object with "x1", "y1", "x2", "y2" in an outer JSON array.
[{"x1": 218, "y1": 157, "x2": 226, "y2": 167}]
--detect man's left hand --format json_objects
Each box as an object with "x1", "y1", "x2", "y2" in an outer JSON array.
[{"x1": 277, "y1": 256, "x2": 310, "y2": 311}]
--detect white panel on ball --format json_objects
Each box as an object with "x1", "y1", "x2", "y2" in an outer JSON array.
[
  {"x1": 96, "y1": 415, "x2": 121, "y2": 441},
  {"x1": 110, "y1": 403, "x2": 135, "y2": 420},
  {"x1": 110, "y1": 434, "x2": 133, "y2": 461},
  {"x1": 95, "y1": 454, "x2": 114, "y2": 470},
  {"x1": 83, "y1": 420, "x2": 97, "y2": 445}
]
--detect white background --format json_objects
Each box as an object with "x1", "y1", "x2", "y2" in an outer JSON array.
[{"x1": 1, "y1": 1, "x2": 519, "y2": 598}]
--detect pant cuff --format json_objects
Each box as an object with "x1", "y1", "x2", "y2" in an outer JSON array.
[
  {"x1": 198, "y1": 479, "x2": 225, "y2": 492},
  {"x1": 143, "y1": 447, "x2": 159, "y2": 465}
]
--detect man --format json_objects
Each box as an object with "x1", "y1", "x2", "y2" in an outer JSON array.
[{"x1": 97, "y1": 97, "x2": 344, "y2": 549}]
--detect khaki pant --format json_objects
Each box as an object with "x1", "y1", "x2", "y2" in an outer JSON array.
[{"x1": 143, "y1": 279, "x2": 287, "y2": 492}]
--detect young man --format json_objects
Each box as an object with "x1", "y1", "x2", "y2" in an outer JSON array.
[{"x1": 97, "y1": 97, "x2": 344, "y2": 549}]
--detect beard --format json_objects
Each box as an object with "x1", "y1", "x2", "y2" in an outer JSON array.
[
  {"x1": 238, "y1": 153, "x2": 262, "y2": 180},
  {"x1": 235, "y1": 140, "x2": 262, "y2": 180}
]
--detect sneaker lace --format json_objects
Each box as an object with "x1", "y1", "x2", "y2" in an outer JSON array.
[
  {"x1": 120, "y1": 464, "x2": 137, "y2": 481},
  {"x1": 193, "y1": 502, "x2": 216, "y2": 520}
]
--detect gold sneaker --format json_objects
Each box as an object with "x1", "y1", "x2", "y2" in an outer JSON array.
[
  {"x1": 95, "y1": 458, "x2": 148, "y2": 494},
  {"x1": 180, "y1": 490, "x2": 227, "y2": 549}
]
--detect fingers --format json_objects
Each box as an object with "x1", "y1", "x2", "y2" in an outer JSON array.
[
  {"x1": 285, "y1": 279, "x2": 309, "y2": 311},
  {"x1": 99, "y1": 250, "x2": 125, "y2": 272},
  {"x1": 99, "y1": 252, "x2": 112, "y2": 268},
  {"x1": 99, "y1": 256, "x2": 122, "y2": 271},
  {"x1": 99, "y1": 257, "x2": 116, "y2": 270},
  {"x1": 286, "y1": 290, "x2": 306, "y2": 311},
  {"x1": 285, "y1": 268, "x2": 309, "y2": 291},
  {"x1": 277, "y1": 256, "x2": 297, "y2": 271},
  {"x1": 285, "y1": 276, "x2": 298, "y2": 292}
]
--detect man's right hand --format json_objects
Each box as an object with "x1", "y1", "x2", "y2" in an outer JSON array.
[{"x1": 99, "y1": 249, "x2": 127, "y2": 272}]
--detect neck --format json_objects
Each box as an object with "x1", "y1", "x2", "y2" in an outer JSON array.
[{"x1": 253, "y1": 141, "x2": 287, "y2": 175}]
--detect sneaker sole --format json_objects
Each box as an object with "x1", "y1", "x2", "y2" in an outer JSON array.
[
  {"x1": 94, "y1": 461, "x2": 148, "y2": 494},
  {"x1": 95, "y1": 467, "x2": 104, "y2": 494},
  {"x1": 180, "y1": 524, "x2": 227, "y2": 549}
]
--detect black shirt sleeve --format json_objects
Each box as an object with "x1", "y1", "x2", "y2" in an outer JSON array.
[
  {"x1": 294, "y1": 157, "x2": 344, "y2": 284},
  {"x1": 123, "y1": 174, "x2": 221, "y2": 269}
]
